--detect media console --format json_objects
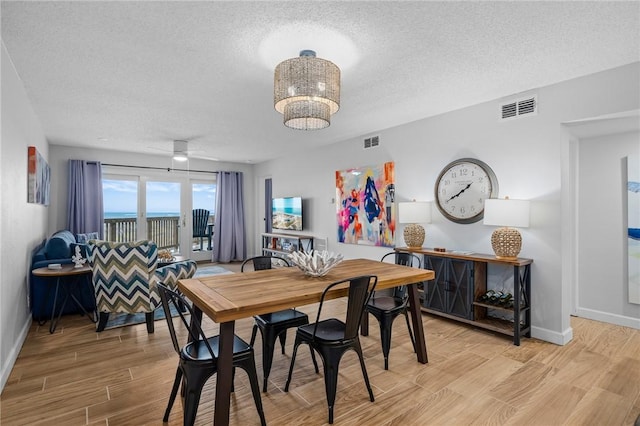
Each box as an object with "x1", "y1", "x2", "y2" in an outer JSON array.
[{"x1": 261, "y1": 232, "x2": 314, "y2": 258}]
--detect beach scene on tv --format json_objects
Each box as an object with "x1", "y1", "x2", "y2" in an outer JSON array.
[{"x1": 272, "y1": 197, "x2": 303, "y2": 231}]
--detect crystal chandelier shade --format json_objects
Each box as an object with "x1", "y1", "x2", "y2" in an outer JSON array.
[{"x1": 274, "y1": 50, "x2": 340, "y2": 130}]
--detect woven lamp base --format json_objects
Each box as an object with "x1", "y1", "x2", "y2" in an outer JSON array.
[
  {"x1": 403, "y1": 224, "x2": 425, "y2": 249},
  {"x1": 491, "y1": 227, "x2": 522, "y2": 260}
]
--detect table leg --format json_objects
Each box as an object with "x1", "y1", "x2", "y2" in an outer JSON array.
[
  {"x1": 214, "y1": 321, "x2": 235, "y2": 426},
  {"x1": 69, "y1": 274, "x2": 97, "y2": 323},
  {"x1": 360, "y1": 310, "x2": 369, "y2": 336},
  {"x1": 513, "y1": 265, "x2": 521, "y2": 346},
  {"x1": 50, "y1": 277, "x2": 71, "y2": 334},
  {"x1": 407, "y1": 283, "x2": 428, "y2": 363}
]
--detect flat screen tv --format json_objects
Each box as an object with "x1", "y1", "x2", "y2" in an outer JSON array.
[{"x1": 272, "y1": 196, "x2": 303, "y2": 231}]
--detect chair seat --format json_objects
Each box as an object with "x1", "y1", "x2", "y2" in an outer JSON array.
[
  {"x1": 298, "y1": 318, "x2": 347, "y2": 342},
  {"x1": 183, "y1": 335, "x2": 253, "y2": 362},
  {"x1": 254, "y1": 309, "x2": 308, "y2": 326},
  {"x1": 367, "y1": 296, "x2": 405, "y2": 312}
]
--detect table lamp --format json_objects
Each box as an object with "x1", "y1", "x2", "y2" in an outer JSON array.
[
  {"x1": 398, "y1": 201, "x2": 431, "y2": 248},
  {"x1": 483, "y1": 197, "x2": 530, "y2": 259}
]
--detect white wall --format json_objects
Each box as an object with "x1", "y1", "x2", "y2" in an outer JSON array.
[
  {"x1": 0, "y1": 42, "x2": 49, "y2": 390},
  {"x1": 254, "y1": 62, "x2": 640, "y2": 344},
  {"x1": 48, "y1": 145, "x2": 256, "y2": 249},
  {"x1": 576, "y1": 131, "x2": 640, "y2": 326}
]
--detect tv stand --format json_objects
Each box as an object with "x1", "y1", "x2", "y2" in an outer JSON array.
[{"x1": 261, "y1": 232, "x2": 314, "y2": 258}]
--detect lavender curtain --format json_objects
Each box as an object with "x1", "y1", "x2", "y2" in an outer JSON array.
[
  {"x1": 212, "y1": 171, "x2": 246, "y2": 262},
  {"x1": 67, "y1": 160, "x2": 104, "y2": 237}
]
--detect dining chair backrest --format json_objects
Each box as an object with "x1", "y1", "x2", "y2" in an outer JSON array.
[
  {"x1": 192, "y1": 209, "x2": 210, "y2": 238},
  {"x1": 157, "y1": 282, "x2": 215, "y2": 359},
  {"x1": 379, "y1": 252, "x2": 421, "y2": 299},
  {"x1": 240, "y1": 255, "x2": 291, "y2": 272},
  {"x1": 313, "y1": 275, "x2": 378, "y2": 341}
]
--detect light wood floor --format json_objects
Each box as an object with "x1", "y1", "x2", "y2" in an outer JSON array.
[{"x1": 2, "y1": 263, "x2": 639, "y2": 425}]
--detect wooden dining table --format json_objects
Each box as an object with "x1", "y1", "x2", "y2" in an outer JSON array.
[{"x1": 177, "y1": 257, "x2": 435, "y2": 426}]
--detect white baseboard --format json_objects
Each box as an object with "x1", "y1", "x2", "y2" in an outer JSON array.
[
  {"x1": 0, "y1": 316, "x2": 31, "y2": 392},
  {"x1": 575, "y1": 307, "x2": 640, "y2": 329},
  {"x1": 531, "y1": 325, "x2": 573, "y2": 345}
]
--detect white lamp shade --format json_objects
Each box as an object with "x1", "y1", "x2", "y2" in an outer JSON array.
[
  {"x1": 398, "y1": 201, "x2": 431, "y2": 224},
  {"x1": 483, "y1": 199, "x2": 530, "y2": 228}
]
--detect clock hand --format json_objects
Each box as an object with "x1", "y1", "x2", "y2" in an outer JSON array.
[{"x1": 446, "y1": 183, "x2": 472, "y2": 202}]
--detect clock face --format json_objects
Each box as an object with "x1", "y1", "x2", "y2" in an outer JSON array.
[{"x1": 434, "y1": 158, "x2": 498, "y2": 224}]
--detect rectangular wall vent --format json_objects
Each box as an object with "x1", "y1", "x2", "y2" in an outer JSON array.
[
  {"x1": 499, "y1": 95, "x2": 537, "y2": 121},
  {"x1": 364, "y1": 136, "x2": 380, "y2": 149}
]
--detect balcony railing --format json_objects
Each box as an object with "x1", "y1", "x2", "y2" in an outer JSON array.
[
  {"x1": 104, "y1": 216, "x2": 180, "y2": 250},
  {"x1": 103, "y1": 216, "x2": 213, "y2": 251}
]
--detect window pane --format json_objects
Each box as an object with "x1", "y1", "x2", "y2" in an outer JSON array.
[
  {"x1": 192, "y1": 183, "x2": 216, "y2": 214},
  {"x1": 103, "y1": 178, "x2": 138, "y2": 241}
]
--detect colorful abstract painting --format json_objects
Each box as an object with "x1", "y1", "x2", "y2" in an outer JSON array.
[
  {"x1": 336, "y1": 162, "x2": 395, "y2": 247},
  {"x1": 628, "y1": 155, "x2": 639, "y2": 304},
  {"x1": 27, "y1": 146, "x2": 50, "y2": 205}
]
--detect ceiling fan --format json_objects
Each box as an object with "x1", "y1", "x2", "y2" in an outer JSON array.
[
  {"x1": 147, "y1": 139, "x2": 219, "y2": 162},
  {"x1": 172, "y1": 140, "x2": 190, "y2": 162}
]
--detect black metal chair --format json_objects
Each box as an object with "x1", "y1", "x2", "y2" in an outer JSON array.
[
  {"x1": 157, "y1": 283, "x2": 266, "y2": 426},
  {"x1": 241, "y1": 255, "x2": 310, "y2": 392},
  {"x1": 192, "y1": 209, "x2": 210, "y2": 251},
  {"x1": 284, "y1": 275, "x2": 377, "y2": 424},
  {"x1": 365, "y1": 252, "x2": 420, "y2": 370}
]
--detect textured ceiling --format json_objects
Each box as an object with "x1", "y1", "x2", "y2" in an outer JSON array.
[{"x1": 2, "y1": 1, "x2": 639, "y2": 164}]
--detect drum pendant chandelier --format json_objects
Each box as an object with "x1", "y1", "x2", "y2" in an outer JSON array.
[{"x1": 274, "y1": 50, "x2": 340, "y2": 130}]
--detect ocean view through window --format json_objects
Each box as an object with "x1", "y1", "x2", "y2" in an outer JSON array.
[{"x1": 102, "y1": 178, "x2": 216, "y2": 251}]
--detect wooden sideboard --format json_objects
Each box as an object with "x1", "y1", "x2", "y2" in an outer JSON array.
[{"x1": 396, "y1": 247, "x2": 532, "y2": 345}]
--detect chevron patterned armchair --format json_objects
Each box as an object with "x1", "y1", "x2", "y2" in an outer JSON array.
[{"x1": 87, "y1": 240, "x2": 197, "y2": 333}]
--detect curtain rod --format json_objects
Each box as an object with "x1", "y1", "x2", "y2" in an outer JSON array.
[{"x1": 101, "y1": 163, "x2": 218, "y2": 174}]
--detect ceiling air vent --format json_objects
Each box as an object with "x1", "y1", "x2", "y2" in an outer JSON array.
[
  {"x1": 364, "y1": 136, "x2": 380, "y2": 149},
  {"x1": 499, "y1": 95, "x2": 537, "y2": 121}
]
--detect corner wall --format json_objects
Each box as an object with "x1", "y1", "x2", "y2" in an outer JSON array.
[
  {"x1": 254, "y1": 62, "x2": 640, "y2": 344},
  {"x1": 0, "y1": 42, "x2": 49, "y2": 391}
]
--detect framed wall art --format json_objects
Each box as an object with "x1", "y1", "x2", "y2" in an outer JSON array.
[
  {"x1": 335, "y1": 161, "x2": 395, "y2": 247},
  {"x1": 27, "y1": 146, "x2": 50, "y2": 205}
]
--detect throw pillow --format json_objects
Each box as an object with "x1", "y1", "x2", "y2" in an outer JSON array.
[{"x1": 76, "y1": 232, "x2": 99, "y2": 244}]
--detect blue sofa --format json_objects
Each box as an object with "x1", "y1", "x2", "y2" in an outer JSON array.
[{"x1": 30, "y1": 230, "x2": 96, "y2": 321}]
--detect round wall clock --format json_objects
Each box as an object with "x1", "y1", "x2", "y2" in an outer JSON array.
[{"x1": 434, "y1": 158, "x2": 499, "y2": 224}]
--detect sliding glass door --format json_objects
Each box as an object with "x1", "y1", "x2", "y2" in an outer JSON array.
[{"x1": 103, "y1": 171, "x2": 216, "y2": 262}]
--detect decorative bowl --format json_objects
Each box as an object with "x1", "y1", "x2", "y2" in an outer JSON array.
[
  {"x1": 288, "y1": 250, "x2": 344, "y2": 277},
  {"x1": 158, "y1": 249, "x2": 175, "y2": 263}
]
